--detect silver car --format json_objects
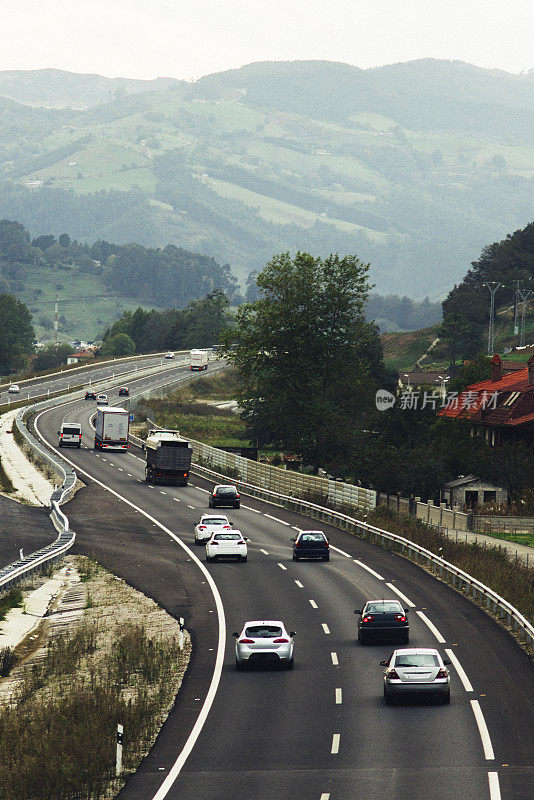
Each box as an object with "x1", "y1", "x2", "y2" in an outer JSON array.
[
  {"x1": 233, "y1": 620, "x2": 295, "y2": 670},
  {"x1": 381, "y1": 648, "x2": 451, "y2": 704}
]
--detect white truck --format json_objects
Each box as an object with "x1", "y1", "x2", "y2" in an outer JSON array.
[
  {"x1": 94, "y1": 406, "x2": 129, "y2": 451},
  {"x1": 190, "y1": 349, "x2": 208, "y2": 371},
  {"x1": 144, "y1": 429, "x2": 192, "y2": 485}
]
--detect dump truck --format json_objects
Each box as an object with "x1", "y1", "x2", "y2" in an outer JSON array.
[
  {"x1": 144, "y1": 429, "x2": 192, "y2": 485},
  {"x1": 94, "y1": 406, "x2": 129, "y2": 451}
]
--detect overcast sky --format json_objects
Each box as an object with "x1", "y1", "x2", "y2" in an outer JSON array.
[{"x1": 2, "y1": 0, "x2": 534, "y2": 80}]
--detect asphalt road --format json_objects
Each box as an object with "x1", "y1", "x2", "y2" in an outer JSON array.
[{"x1": 25, "y1": 389, "x2": 534, "y2": 800}]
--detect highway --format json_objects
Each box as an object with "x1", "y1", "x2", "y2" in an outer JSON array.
[{"x1": 21, "y1": 375, "x2": 533, "y2": 800}]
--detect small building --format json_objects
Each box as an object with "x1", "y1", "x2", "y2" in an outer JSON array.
[{"x1": 442, "y1": 476, "x2": 508, "y2": 509}]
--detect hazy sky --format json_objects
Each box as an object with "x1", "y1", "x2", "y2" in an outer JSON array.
[{"x1": 2, "y1": 0, "x2": 534, "y2": 80}]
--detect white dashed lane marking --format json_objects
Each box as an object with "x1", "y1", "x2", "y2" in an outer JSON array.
[
  {"x1": 187, "y1": 505, "x2": 196, "y2": 510},
  {"x1": 471, "y1": 700, "x2": 495, "y2": 760},
  {"x1": 353, "y1": 560, "x2": 384, "y2": 580},
  {"x1": 277, "y1": 563, "x2": 287, "y2": 571},
  {"x1": 386, "y1": 582, "x2": 416, "y2": 607},
  {"x1": 335, "y1": 688, "x2": 342, "y2": 704},
  {"x1": 260, "y1": 548, "x2": 269, "y2": 555},
  {"x1": 309, "y1": 600, "x2": 318, "y2": 609},
  {"x1": 295, "y1": 580, "x2": 304, "y2": 588},
  {"x1": 329, "y1": 545, "x2": 351, "y2": 558},
  {"x1": 330, "y1": 652, "x2": 339, "y2": 665},
  {"x1": 488, "y1": 772, "x2": 501, "y2": 800},
  {"x1": 264, "y1": 513, "x2": 290, "y2": 526},
  {"x1": 416, "y1": 611, "x2": 446, "y2": 643},
  {"x1": 331, "y1": 734, "x2": 340, "y2": 754},
  {"x1": 322, "y1": 623, "x2": 330, "y2": 634},
  {"x1": 241, "y1": 505, "x2": 261, "y2": 513},
  {"x1": 445, "y1": 648, "x2": 473, "y2": 692}
]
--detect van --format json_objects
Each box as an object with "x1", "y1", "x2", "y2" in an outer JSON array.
[{"x1": 58, "y1": 422, "x2": 82, "y2": 448}]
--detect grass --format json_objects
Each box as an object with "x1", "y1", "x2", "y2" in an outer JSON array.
[
  {"x1": 0, "y1": 456, "x2": 15, "y2": 493},
  {"x1": 381, "y1": 325, "x2": 441, "y2": 371},
  {"x1": 0, "y1": 589, "x2": 23, "y2": 622}
]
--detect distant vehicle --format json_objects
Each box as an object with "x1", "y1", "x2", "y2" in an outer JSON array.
[
  {"x1": 118, "y1": 386, "x2": 129, "y2": 397},
  {"x1": 58, "y1": 422, "x2": 82, "y2": 448},
  {"x1": 194, "y1": 514, "x2": 231, "y2": 544},
  {"x1": 381, "y1": 648, "x2": 451, "y2": 704},
  {"x1": 164, "y1": 351, "x2": 175, "y2": 359},
  {"x1": 96, "y1": 393, "x2": 108, "y2": 405},
  {"x1": 291, "y1": 530, "x2": 329, "y2": 561},
  {"x1": 355, "y1": 600, "x2": 409, "y2": 645},
  {"x1": 209, "y1": 485, "x2": 240, "y2": 508},
  {"x1": 94, "y1": 406, "x2": 129, "y2": 451},
  {"x1": 190, "y1": 349, "x2": 208, "y2": 370},
  {"x1": 8, "y1": 384, "x2": 20, "y2": 394},
  {"x1": 233, "y1": 620, "x2": 295, "y2": 670},
  {"x1": 144, "y1": 429, "x2": 192, "y2": 485},
  {"x1": 205, "y1": 530, "x2": 248, "y2": 562},
  {"x1": 84, "y1": 390, "x2": 97, "y2": 400}
]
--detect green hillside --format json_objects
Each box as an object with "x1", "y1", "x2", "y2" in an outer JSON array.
[{"x1": 2, "y1": 60, "x2": 534, "y2": 295}]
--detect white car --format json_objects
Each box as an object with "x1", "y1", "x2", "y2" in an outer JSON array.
[
  {"x1": 165, "y1": 351, "x2": 174, "y2": 359},
  {"x1": 194, "y1": 514, "x2": 231, "y2": 544},
  {"x1": 233, "y1": 620, "x2": 295, "y2": 670},
  {"x1": 8, "y1": 384, "x2": 20, "y2": 394},
  {"x1": 96, "y1": 394, "x2": 108, "y2": 405},
  {"x1": 206, "y1": 530, "x2": 248, "y2": 562}
]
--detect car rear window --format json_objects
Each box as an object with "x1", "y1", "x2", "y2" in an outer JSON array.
[
  {"x1": 245, "y1": 626, "x2": 282, "y2": 638},
  {"x1": 204, "y1": 518, "x2": 228, "y2": 526},
  {"x1": 215, "y1": 487, "x2": 237, "y2": 497},
  {"x1": 213, "y1": 533, "x2": 241, "y2": 540},
  {"x1": 365, "y1": 602, "x2": 403, "y2": 614},
  {"x1": 62, "y1": 427, "x2": 81, "y2": 436},
  {"x1": 395, "y1": 654, "x2": 439, "y2": 667},
  {"x1": 300, "y1": 534, "x2": 326, "y2": 542}
]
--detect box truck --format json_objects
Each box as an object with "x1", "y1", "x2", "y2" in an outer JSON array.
[
  {"x1": 190, "y1": 349, "x2": 208, "y2": 370},
  {"x1": 144, "y1": 429, "x2": 192, "y2": 485},
  {"x1": 94, "y1": 406, "x2": 129, "y2": 451}
]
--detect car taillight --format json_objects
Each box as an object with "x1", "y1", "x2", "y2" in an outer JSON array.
[
  {"x1": 394, "y1": 615, "x2": 406, "y2": 622},
  {"x1": 223, "y1": 525, "x2": 231, "y2": 529},
  {"x1": 198, "y1": 526, "x2": 206, "y2": 531},
  {"x1": 236, "y1": 493, "x2": 240, "y2": 498},
  {"x1": 272, "y1": 638, "x2": 289, "y2": 643},
  {"x1": 387, "y1": 669, "x2": 399, "y2": 679},
  {"x1": 237, "y1": 540, "x2": 245, "y2": 545},
  {"x1": 437, "y1": 668, "x2": 448, "y2": 678},
  {"x1": 239, "y1": 638, "x2": 254, "y2": 644},
  {"x1": 362, "y1": 615, "x2": 374, "y2": 623}
]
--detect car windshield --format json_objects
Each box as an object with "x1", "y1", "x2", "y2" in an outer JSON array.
[
  {"x1": 395, "y1": 653, "x2": 439, "y2": 667},
  {"x1": 203, "y1": 518, "x2": 228, "y2": 526},
  {"x1": 365, "y1": 602, "x2": 403, "y2": 614},
  {"x1": 245, "y1": 626, "x2": 282, "y2": 638},
  {"x1": 213, "y1": 533, "x2": 241, "y2": 541},
  {"x1": 216, "y1": 488, "x2": 237, "y2": 497}
]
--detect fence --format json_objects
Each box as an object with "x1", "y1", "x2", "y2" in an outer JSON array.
[{"x1": 377, "y1": 492, "x2": 470, "y2": 531}]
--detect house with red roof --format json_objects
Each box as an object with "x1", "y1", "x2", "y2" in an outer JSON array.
[{"x1": 439, "y1": 354, "x2": 534, "y2": 446}]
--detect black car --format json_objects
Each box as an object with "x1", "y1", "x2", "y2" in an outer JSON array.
[
  {"x1": 209, "y1": 484, "x2": 240, "y2": 508},
  {"x1": 118, "y1": 386, "x2": 129, "y2": 397},
  {"x1": 84, "y1": 390, "x2": 97, "y2": 400},
  {"x1": 291, "y1": 530, "x2": 329, "y2": 561},
  {"x1": 355, "y1": 600, "x2": 409, "y2": 645}
]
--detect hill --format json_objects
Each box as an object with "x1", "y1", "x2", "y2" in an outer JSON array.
[{"x1": 2, "y1": 60, "x2": 534, "y2": 296}]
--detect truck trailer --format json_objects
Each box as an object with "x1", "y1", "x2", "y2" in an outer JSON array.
[
  {"x1": 190, "y1": 349, "x2": 208, "y2": 370},
  {"x1": 144, "y1": 429, "x2": 192, "y2": 485},
  {"x1": 94, "y1": 406, "x2": 129, "y2": 451}
]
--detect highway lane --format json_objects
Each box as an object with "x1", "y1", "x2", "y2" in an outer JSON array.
[{"x1": 31, "y1": 396, "x2": 534, "y2": 800}]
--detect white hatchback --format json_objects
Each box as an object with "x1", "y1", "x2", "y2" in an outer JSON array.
[
  {"x1": 206, "y1": 530, "x2": 248, "y2": 562},
  {"x1": 194, "y1": 514, "x2": 231, "y2": 544},
  {"x1": 96, "y1": 394, "x2": 108, "y2": 405},
  {"x1": 8, "y1": 384, "x2": 20, "y2": 394}
]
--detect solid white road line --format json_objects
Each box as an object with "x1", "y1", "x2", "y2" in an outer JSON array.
[
  {"x1": 353, "y1": 560, "x2": 384, "y2": 580},
  {"x1": 241, "y1": 504, "x2": 261, "y2": 513},
  {"x1": 416, "y1": 611, "x2": 446, "y2": 643},
  {"x1": 331, "y1": 734, "x2": 340, "y2": 754},
  {"x1": 309, "y1": 599, "x2": 318, "y2": 609},
  {"x1": 330, "y1": 545, "x2": 351, "y2": 558},
  {"x1": 335, "y1": 688, "x2": 342, "y2": 704},
  {"x1": 277, "y1": 563, "x2": 287, "y2": 571},
  {"x1": 295, "y1": 580, "x2": 304, "y2": 588},
  {"x1": 445, "y1": 648, "x2": 473, "y2": 692},
  {"x1": 322, "y1": 623, "x2": 330, "y2": 634},
  {"x1": 471, "y1": 700, "x2": 495, "y2": 760},
  {"x1": 488, "y1": 772, "x2": 501, "y2": 800},
  {"x1": 331, "y1": 652, "x2": 339, "y2": 665},
  {"x1": 264, "y1": 513, "x2": 290, "y2": 525},
  {"x1": 386, "y1": 582, "x2": 416, "y2": 608},
  {"x1": 33, "y1": 411, "x2": 227, "y2": 800},
  {"x1": 260, "y1": 548, "x2": 269, "y2": 555}
]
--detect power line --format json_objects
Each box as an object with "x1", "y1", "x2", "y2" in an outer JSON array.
[{"x1": 484, "y1": 282, "x2": 501, "y2": 356}]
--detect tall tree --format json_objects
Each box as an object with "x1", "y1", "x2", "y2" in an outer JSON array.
[
  {"x1": 0, "y1": 294, "x2": 34, "y2": 374},
  {"x1": 221, "y1": 252, "x2": 387, "y2": 470}
]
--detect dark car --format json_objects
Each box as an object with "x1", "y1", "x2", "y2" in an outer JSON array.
[
  {"x1": 291, "y1": 530, "x2": 329, "y2": 561},
  {"x1": 355, "y1": 600, "x2": 409, "y2": 645},
  {"x1": 84, "y1": 390, "x2": 97, "y2": 400},
  {"x1": 118, "y1": 386, "x2": 129, "y2": 397},
  {"x1": 209, "y1": 484, "x2": 240, "y2": 509}
]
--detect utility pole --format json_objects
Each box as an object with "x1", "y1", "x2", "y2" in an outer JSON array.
[
  {"x1": 53, "y1": 294, "x2": 59, "y2": 343},
  {"x1": 513, "y1": 280, "x2": 520, "y2": 336},
  {"x1": 485, "y1": 282, "x2": 501, "y2": 356},
  {"x1": 518, "y1": 289, "x2": 532, "y2": 347}
]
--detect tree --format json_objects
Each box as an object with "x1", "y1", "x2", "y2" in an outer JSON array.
[
  {"x1": 0, "y1": 219, "x2": 30, "y2": 262},
  {"x1": 33, "y1": 343, "x2": 74, "y2": 371},
  {"x1": 439, "y1": 312, "x2": 475, "y2": 374},
  {"x1": 99, "y1": 333, "x2": 135, "y2": 357},
  {"x1": 221, "y1": 252, "x2": 387, "y2": 470},
  {"x1": 0, "y1": 294, "x2": 34, "y2": 374},
  {"x1": 183, "y1": 290, "x2": 231, "y2": 348}
]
